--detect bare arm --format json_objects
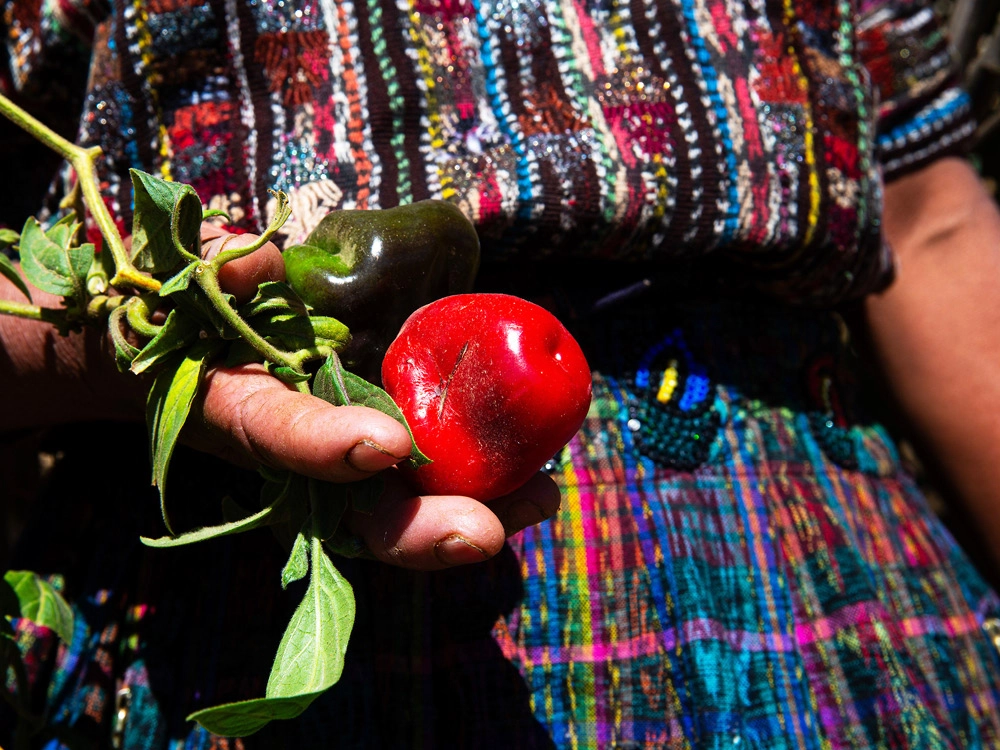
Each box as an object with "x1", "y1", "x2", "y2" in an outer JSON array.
[{"x1": 865, "y1": 157, "x2": 1000, "y2": 565}]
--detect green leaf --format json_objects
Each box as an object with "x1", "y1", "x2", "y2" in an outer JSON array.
[
  {"x1": 314, "y1": 354, "x2": 432, "y2": 467},
  {"x1": 0, "y1": 228, "x2": 19, "y2": 249},
  {"x1": 188, "y1": 539, "x2": 354, "y2": 737},
  {"x1": 146, "y1": 339, "x2": 219, "y2": 534},
  {"x1": 130, "y1": 309, "x2": 202, "y2": 375},
  {"x1": 129, "y1": 170, "x2": 202, "y2": 273},
  {"x1": 223, "y1": 339, "x2": 263, "y2": 369},
  {"x1": 0, "y1": 253, "x2": 31, "y2": 301},
  {"x1": 17, "y1": 217, "x2": 93, "y2": 300},
  {"x1": 158, "y1": 262, "x2": 198, "y2": 296},
  {"x1": 265, "y1": 363, "x2": 311, "y2": 384},
  {"x1": 187, "y1": 692, "x2": 330, "y2": 738},
  {"x1": 141, "y1": 472, "x2": 292, "y2": 548},
  {"x1": 3, "y1": 571, "x2": 74, "y2": 644},
  {"x1": 221, "y1": 495, "x2": 254, "y2": 522},
  {"x1": 267, "y1": 538, "x2": 354, "y2": 697},
  {"x1": 251, "y1": 312, "x2": 350, "y2": 353},
  {"x1": 308, "y1": 479, "x2": 349, "y2": 541},
  {"x1": 281, "y1": 531, "x2": 309, "y2": 589},
  {"x1": 44, "y1": 214, "x2": 80, "y2": 247},
  {"x1": 168, "y1": 283, "x2": 236, "y2": 339},
  {"x1": 239, "y1": 281, "x2": 310, "y2": 318}
]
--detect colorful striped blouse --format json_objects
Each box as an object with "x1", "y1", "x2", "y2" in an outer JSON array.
[{"x1": 2, "y1": 0, "x2": 975, "y2": 303}]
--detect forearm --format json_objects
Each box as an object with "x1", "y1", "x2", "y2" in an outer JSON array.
[
  {"x1": 0, "y1": 274, "x2": 142, "y2": 432},
  {"x1": 865, "y1": 157, "x2": 1000, "y2": 563}
]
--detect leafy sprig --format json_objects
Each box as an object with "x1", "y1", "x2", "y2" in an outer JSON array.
[{"x1": 0, "y1": 90, "x2": 428, "y2": 739}]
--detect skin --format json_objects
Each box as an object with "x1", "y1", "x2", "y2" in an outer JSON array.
[
  {"x1": 865, "y1": 157, "x2": 1000, "y2": 569},
  {"x1": 0, "y1": 226, "x2": 561, "y2": 571}
]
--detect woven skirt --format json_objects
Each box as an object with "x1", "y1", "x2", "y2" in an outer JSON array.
[{"x1": 4, "y1": 294, "x2": 1000, "y2": 749}]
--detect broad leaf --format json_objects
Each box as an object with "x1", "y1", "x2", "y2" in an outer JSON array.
[
  {"x1": 188, "y1": 538, "x2": 354, "y2": 737},
  {"x1": 158, "y1": 262, "x2": 198, "y2": 296},
  {"x1": 17, "y1": 217, "x2": 93, "y2": 300},
  {"x1": 223, "y1": 339, "x2": 263, "y2": 368},
  {"x1": 130, "y1": 309, "x2": 202, "y2": 375},
  {"x1": 44, "y1": 215, "x2": 80, "y2": 248},
  {"x1": 239, "y1": 281, "x2": 310, "y2": 318},
  {"x1": 187, "y1": 692, "x2": 332, "y2": 738},
  {"x1": 265, "y1": 363, "x2": 311, "y2": 384},
  {"x1": 140, "y1": 472, "x2": 292, "y2": 548},
  {"x1": 130, "y1": 170, "x2": 202, "y2": 273},
  {"x1": 168, "y1": 283, "x2": 236, "y2": 339},
  {"x1": 0, "y1": 253, "x2": 31, "y2": 301},
  {"x1": 3, "y1": 571, "x2": 74, "y2": 644},
  {"x1": 146, "y1": 340, "x2": 219, "y2": 533},
  {"x1": 314, "y1": 354, "x2": 431, "y2": 467},
  {"x1": 251, "y1": 312, "x2": 350, "y2": 353},
  {"x1": 267, "y1": 538, "x2": 354, "y2": 698}
]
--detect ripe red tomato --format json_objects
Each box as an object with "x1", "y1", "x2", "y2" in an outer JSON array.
[{"x1": 381, "y1": 293, "x2": 592, "y2": 501}]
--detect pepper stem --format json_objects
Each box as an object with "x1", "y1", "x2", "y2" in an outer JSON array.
[
  {"x1": 0, "y1": 93, "x2": 161, "y2": 293},
  {"x1": 193, "y1": 263, "x2": 308, "y2": 383}
]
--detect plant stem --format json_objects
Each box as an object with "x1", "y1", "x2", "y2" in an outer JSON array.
[
  {"x1": 125, "y1": 296, "x2": 163, "y2": 338},
  {"x1": 210, "y1": 191, "x2": 292, "y2": 270},
  {"x1": 194, "y1": 264, "x2": 306, "y2": 378},
  {"x1": 0, "y1": 93, "x2": 161, "y2": 293},
  {"x1": 0, "y1": 299, "x2": 67, "y2": 325}
]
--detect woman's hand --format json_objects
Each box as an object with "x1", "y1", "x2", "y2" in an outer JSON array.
[
  {"x1": 0, "y1": 225, "x2": 561, "y2": 570},
  {"x1": 193, "y1": 360, "x2": 561, "y2": 569}
]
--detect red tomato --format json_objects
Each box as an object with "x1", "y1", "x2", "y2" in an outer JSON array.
[{"x1": 381, "y1": 293, "x2": 592, "y2": 501}]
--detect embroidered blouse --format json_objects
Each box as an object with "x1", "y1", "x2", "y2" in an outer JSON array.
[{"x1": 3, "y1": 0, "x2": 975, "y2": 303}]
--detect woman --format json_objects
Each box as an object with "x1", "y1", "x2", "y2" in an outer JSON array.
[{"x1": 3, "y1": 0, "x2": 1000, "y2": 745}]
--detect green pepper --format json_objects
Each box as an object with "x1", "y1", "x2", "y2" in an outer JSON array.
[{"x1": 283, "y1": 200, "x2": 480, "y2": 381}]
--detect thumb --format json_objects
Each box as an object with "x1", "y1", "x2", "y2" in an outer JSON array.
[
  {"x1": 201, "y1": 229, "x2": 285, "y2": 304},
  {"x1": 189, "y1": 363, "x2": 412, "y2": 481}
]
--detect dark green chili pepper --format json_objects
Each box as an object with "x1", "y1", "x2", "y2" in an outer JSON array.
[{"x1": 282, "y1": 200, "x2": 480, "y2": 381}]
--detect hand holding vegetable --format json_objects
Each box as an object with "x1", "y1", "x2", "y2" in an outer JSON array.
[
  {"x1": 0, "y1": 235, "x2": 560, "y2": 567},
  {"x1": 0, "y1": 90, "x2": 567, "y2": 739}
]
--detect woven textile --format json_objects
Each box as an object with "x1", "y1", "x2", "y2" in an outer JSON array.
[
  {"x1": 4, "y1": 300, "x2": 1000, "y2": 749},
  {"x1": 3, "y1": 0, "x2": 1000, "y2": 746},
  {"x1": 2, "y1": 0, "x2": 975, "y2": 302}
]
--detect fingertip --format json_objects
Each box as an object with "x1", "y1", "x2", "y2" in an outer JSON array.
[
  {"x1": 203, "y1": 233, "x2": 286, "y2": 304},
  {"x1": 351, "y1": 487, "x2": 507, "y2": 570},
  {"x1": 488, "y1": 471, "x2": 562, "y2": 536}
]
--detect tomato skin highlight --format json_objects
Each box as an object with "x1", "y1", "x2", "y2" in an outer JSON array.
[{"x1": 381, "y1": 293, "x2": 593, "y2": 501}]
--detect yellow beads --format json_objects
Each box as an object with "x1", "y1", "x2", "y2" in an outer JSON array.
[{"x1": 656, "y1": 360, "x2": 679, "y2": 404}]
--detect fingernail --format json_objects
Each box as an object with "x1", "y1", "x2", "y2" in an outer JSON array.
[
  {"x1": 344, "y1": 440, "x2": 401, "y2": 473},
  {"x1": 434, "y1": 535, "x2": 489, "y2": 566}
]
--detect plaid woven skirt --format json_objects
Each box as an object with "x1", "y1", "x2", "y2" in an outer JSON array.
[{"x1": 5, "y1": 292, "x2": 1000, "y2": 749}]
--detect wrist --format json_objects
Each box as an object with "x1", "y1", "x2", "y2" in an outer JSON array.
[{"x1": 0, "y1": 272, "x2": 145, "y2": 432}]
